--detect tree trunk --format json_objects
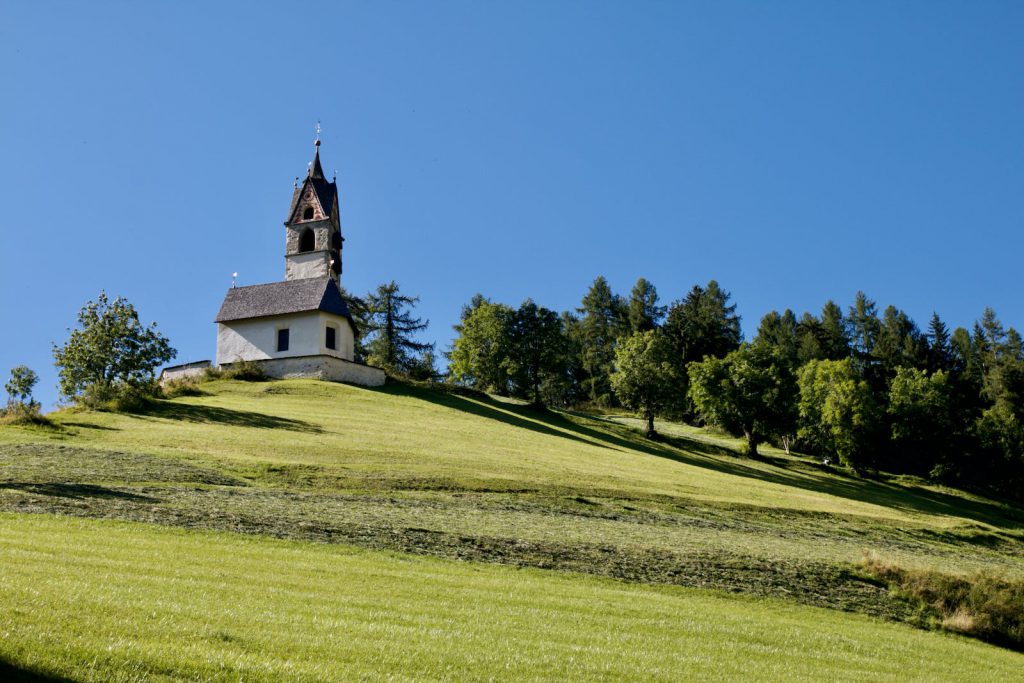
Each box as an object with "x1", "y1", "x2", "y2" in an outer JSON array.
[
  {"x1": 645, "y1": 409, "x2": 656, "y2": 439},
  {"x1": 743, "y1": 428, "x2": 758, "y2": 457}
]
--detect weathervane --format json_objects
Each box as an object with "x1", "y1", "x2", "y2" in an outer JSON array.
[
  {"x1": 315, "y1": 120, "x2": 321, "y2": 147},
  {"x1": 231, "y1": 272, "x2": 238, "y2": 288}
]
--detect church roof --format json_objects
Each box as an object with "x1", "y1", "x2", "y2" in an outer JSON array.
[
  {"x1": 215, "y1": 277, "x2": 356, "y2": 331},
  {"x1": 285, "y1": 144, "x2": 338, "y2": 223}
]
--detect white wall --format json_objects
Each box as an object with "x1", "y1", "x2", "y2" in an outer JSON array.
[
  {"x1": 285, "y1": 251, "x2": 331, "y2": 281},
  {"x1": 217, "y1": 311, "x2": 355, "y2": 365}
]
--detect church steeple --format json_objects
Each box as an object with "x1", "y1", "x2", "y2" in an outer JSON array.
[
  {"x1": 283, "y1": 129, "x2": 343, "y2": 285},
  {"x1": 309, "y1": 139, "x2": 326, "y2": 180}
]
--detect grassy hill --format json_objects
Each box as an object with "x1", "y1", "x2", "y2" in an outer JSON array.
[{"x1": 1, "y1": 378, "x2": 1023, "y2": 680}]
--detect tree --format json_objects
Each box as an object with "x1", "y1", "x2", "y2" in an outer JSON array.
[
  {"x1": 797, "y1": 359, "x2": 878, "y2": 471},
  {"x1": 339, "y1": 285, "x2": 371, "y2": 362},
  {"x1": 688, "y1": 344, "x2": 795, "y2": 457},
  {"x1": 818, "y1": 301, "x2": 851, "y2": 360},
  {"x1": 846, "y1": 291, "x2": 880, "y2": 362},
  {"x1": 610, "y1": 330, "x2": 682, "y2": 438},
  {"x1": 664, "y1": 281, "x2": 742, "y2": 364},
  {"x1": 506, "y1": 300, "x2": 569, "y2": 406},
  {"x1": 756, "y1": 309, "x2": 799, "y2": 367},
  {"x1": 873, "y1": 305, "x2": 927, "y2": 379},
  {"x1": 447, "y1": 298, "x2": 515, "y2": 393},
  {"x1": 575, "y1": 277, "x2": 628, "y2": 405},
  {"x1": 926, "y1": 312, "x2": 954, "y2": 373},
  {"x1": 627, "y1": 277, "x2": 665, "y2": 333},
  {"x1": 663, "y1": 280, "x2": 742, "y2": 410},
  {"x1": 53, "y1": 292, "x2": 176, "y2": 406},
  {"x1": 5, "y1": 365, "x2": 39, "y2": 413},
  {"x1": 363, "y1": 281, "x2": 432, "y2": 374},
  {"x1": 887, "y1": 368, "x2": 957, "y2": 475}
]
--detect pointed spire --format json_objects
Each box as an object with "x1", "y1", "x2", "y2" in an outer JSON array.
[{"x1": 308, "y1": 121, "x2": 326, "y2": 179}]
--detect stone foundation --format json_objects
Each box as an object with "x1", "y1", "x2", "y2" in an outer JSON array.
[{"x1": 221, "y1": 355, "x2": 386, "y2": 387}]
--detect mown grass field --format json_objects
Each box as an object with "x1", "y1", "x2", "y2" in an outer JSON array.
[
  {"x1": 2, "y1": 514, "x2": 1022, "y2": 682},
  {"x1": 1, "y1": 378, "x2": 1023, "y2": 679}
]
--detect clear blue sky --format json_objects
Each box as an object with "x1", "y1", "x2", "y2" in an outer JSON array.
[{"x1": 2, "y1": 2, "x2": 1022, "y2": 409}]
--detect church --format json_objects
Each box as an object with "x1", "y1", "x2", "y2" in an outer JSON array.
[{"x1": 161, "y1": 137, "x2": 385, "y2": 387}]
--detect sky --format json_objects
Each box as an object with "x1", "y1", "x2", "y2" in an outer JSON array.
[{"x1": 2, "y1": 1, "x2": 1022, "y2": 410}]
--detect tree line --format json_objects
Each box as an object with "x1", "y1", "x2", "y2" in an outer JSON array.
[
  {"x1": 7, "y1": 279, "x2": 1022, "y2": 500},
  {"x1": 444, "y1": 277, "x2": 1024, "y2": 500}
]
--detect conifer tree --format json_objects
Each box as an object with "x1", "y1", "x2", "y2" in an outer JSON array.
[
  {"x1": 364, "y1": 281, "x2": 432, "y2": 374},
  {"x1": 575, "y1": 276, "x2": 628, "y2": 405},
  {"x1": 627, "y1": 277, "x2": 666, "y2": 333}
]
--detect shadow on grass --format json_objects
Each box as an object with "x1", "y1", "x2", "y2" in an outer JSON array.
[
  {"x1": 0, "y1": 658, "x2": 73, "y2": 682},
  {"x1": 60, "y1": 421, "x2": 120, "y2": 431},
  {"x1": 387, "y1": 382, "x2": 1024, "y2": 530},
  {"x1": 129, "y1": 400, "x2": 322, "y2": 433},
  {"x1": 0, "y1": 482, "x2": 159, "y2": 502},
  {"x1": 379, "y1": 383, "x2": 613, "y2": 451}
]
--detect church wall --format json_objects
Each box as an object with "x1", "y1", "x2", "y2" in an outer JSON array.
[
  {"x1": 285, "y1": 251, "x2": 331, "y2": 281},
  {"x1": 216, "y1": 311, "x2": 355, "y2": 365}
]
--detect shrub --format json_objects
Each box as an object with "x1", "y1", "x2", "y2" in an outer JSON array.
[
  {"x1": 221, "y1": 359, "x2": 268, "y2": 382},
  {"x1": 161, "y1": 376, "x2": 208, "y2": 398},
  {"x1": 861, "y1": 553, "x2": 1024, "y2": 650}
]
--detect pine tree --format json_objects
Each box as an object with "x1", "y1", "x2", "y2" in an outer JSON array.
[
  {"x1": 627, "y1": 277, "x2": 666, "y2": 333},
  {"x1": 926, "y1": 312, "x2": 953, "y2": 373},
  {"x1": 364, "y1": 281, "x2": 432, "y2": 374},
  {"x1": 575, "y1": 276, "x2": 628, "y2": 405},
  {"x1": 819, "y1": 300, "x2": 850, "y2": 360}
]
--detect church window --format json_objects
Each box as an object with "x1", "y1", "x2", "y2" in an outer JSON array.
[
  {"x1": 303, "y1": 206, "x2": 315, "y2": 220},
  {"x1": 298, "y1": 228, "x2": 315, "y2": 253},
  {"x1": 326, "y1": 326, "x2": 337, "y2": 350},
  {"x1": 277, "y1": 328, "x2": 290, "y2": 352}
]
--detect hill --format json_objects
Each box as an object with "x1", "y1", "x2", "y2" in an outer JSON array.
[{"x1": 1, "y1": 378, "x2": 1023, "y2": 680}]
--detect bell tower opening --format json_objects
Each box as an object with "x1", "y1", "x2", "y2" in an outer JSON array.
[
  {"x1": 283, "y1": 136, "x2": 343, "y2": 284},
  {"x1": 298, "y1": 228, "x2": 315, "y2": 253}
]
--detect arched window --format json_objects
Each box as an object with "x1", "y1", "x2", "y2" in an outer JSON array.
[
  {"x1": 303, "y1": 206, "x2": 315, "y2": 220},
  {"x1": 298, "y1": 229, "x2": 315, "y2": 253}
]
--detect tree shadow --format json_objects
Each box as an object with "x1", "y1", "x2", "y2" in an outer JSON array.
[
  {"x1": 379, "y1": 384, "x2": 614, "y2": 450},
  {"x1": 0, "y1": 482, "x2": 159, "y2": 502},
  {"x1": 390, "y1": 383, "x2": 1024, "y2": 530},
  {"x1": 129, "y1": 401, "x2": 322, "y2": 433},
  {"x1": 61, "y1": 421, "x2": 120, "y2": 431},
  {"x1": 0, "y1": 658, "x2": 73, "y2": 682}
]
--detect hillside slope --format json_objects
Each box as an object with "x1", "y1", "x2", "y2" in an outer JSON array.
[{"x1": 1, "y1": 378, "x2": 1023, "y2": 679}]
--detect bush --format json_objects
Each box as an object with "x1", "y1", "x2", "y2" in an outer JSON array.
[
  {"x1": 161, "y1": 376, "x2": 208, "y2": 398},
  {"x1": 0, "y1": 401, "x2": 53, "y2": 427},
  {"x1": 81, "y1": 381, "x2": 160, "y2": 412},
  {"x1": 861, "y1": 553, "x2": 1024, "y2": 650},
  {"x1": 220, "y1": 359, "x2": 268, "y2": 382}
]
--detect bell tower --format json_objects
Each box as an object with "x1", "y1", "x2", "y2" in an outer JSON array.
[{"x1": 283, "y1": 132, "x2": 343, "y2": 284}]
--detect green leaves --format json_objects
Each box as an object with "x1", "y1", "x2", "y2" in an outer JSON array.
[{"x1": 52, "y1": 292, "x2": 176, "y2": 405}]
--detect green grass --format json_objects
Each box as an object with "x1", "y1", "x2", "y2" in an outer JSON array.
[
  {"x1": 1, "y1": 513, "x2": 1021, "y2": 682},
  {"x1": 1, "y1": 378, "x2": 1023, "y2": 678}
]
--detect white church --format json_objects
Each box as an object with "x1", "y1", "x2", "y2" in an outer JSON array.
[{"x1": 161, "y1": 137, "x2": 385, "y2": 387}]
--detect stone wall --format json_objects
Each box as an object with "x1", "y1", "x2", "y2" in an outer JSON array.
[
  {"x1": 159, "y1": 361, "x2": 212, "y2": 384},
  {"x1": 221, "y1": 355, "x2": 386, "y2": 387}
]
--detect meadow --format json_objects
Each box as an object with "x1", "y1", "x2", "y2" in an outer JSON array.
[{"x1": 1, "y1": 378, "x2": 1022, "y2": 679}]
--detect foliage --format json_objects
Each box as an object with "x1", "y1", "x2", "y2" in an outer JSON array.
[
  {"x1": 220, "y1": 358, "x2": 268, "y2": 382},
  {"x1": 506, "y1": 300, "x2": 569, "y2": 406},
  {"x1": 797, "y1": 359, "x2": 878, "y2": 470},
  {"x1": 887, "y1": 368, "x2": 957, "y2": 475},
  {"x1": 574, "y1": 276, "x2": 629, "y2": 406},
  {"x1": 363, "y1": 281, "x2": 433, "y2": 374},
  {"x1": 688, "y1": 344, "x2": 795, "y2": 457},
  {"x1": 447, "y1": 297, "x2": 516, "y2": 394},
  {"x1": 610, "y1": 330, "x2": 682, "y2": 437},
  {"x1": 5, "y1": 365, "x2": 40, "y2": 413},
  {"x1": 627, "y1": 277, "x2": 665, "y2": 333},
  {"x1": 52, "y1": 292, "x2": 176, "y2": 408},
  {"x1": 861, "y1": 553, "x2": 1024, "y2": 651}
]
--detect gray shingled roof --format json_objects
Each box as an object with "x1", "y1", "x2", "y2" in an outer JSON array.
[{"x1": 215, "y1": 278, "x2": 356, "y2": 331}]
